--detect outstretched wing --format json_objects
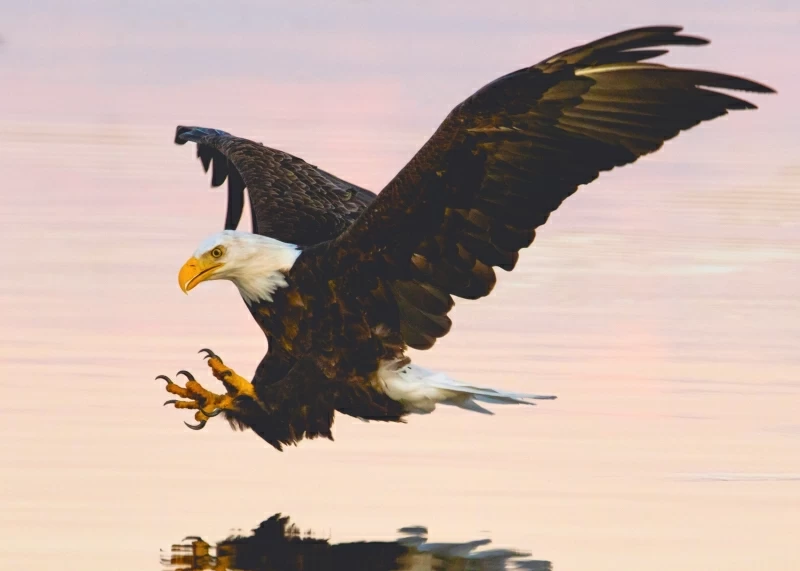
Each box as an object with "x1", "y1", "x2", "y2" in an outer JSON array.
[
  {"x1": 175, "y1": 126, "x2": 377, "y2": 245},
  {"x1": 330, "y1": 25, "x2": 774, "y2": 349}
]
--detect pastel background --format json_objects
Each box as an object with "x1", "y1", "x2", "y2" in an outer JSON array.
[{"x1": 1, "y1": 2, "x2": 798, "y2": 570}]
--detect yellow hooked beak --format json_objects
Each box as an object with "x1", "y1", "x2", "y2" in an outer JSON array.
[{"x1": 178, "y1": 256, "x2": 223, "y2": 294}]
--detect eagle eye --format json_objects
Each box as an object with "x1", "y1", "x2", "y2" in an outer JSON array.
[{"x1": 210, "y1": 247, "x2": 223, "y2": 258}]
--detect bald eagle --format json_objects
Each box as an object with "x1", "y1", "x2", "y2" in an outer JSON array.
[{"x1": 160, "y1": 26, "x2": 773, "y2": 450}]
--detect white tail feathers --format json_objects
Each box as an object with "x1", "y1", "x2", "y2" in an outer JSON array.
[{"x1": 375, "y1": 360, "x2": 556, "y2": 415}]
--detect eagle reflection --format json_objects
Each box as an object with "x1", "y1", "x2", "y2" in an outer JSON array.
[{"x1": 161, "y1": 513, "x2": 550, "y2": 571}]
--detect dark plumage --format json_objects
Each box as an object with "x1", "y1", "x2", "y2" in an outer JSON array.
[
  {"x1": 165, "y1": 26, "x2": 774, "y2": 450},
  {"x1": 174, "y1": 126, "x2": 376, "y2": 242}
]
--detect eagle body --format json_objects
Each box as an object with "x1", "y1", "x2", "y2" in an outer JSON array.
[
  {"x1": 204, "y1": 233, "x2": 533, "y2": 449},
  {"x1": 166, "y1": 26, "x2": 774, "y2": 450}
]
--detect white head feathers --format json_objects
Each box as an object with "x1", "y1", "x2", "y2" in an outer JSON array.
[{"x1": 189, "y1": 230, "x2": 301, "y2": 304}]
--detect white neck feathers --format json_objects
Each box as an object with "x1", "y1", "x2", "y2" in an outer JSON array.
[{"x1": 231, "y1": 239, "x2": 301, "y2": 304}]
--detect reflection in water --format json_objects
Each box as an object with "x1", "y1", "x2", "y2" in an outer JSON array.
[{"x1": 161, "y1": 513, "x2": 550, "y2": 571}]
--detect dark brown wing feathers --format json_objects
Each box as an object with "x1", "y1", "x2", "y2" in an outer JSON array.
[
  {"x1": 175, "y1": 126, "x2": 376, "y2": 245},
  {"x1": 333, "y1": 26, "x2": 774, "y2": 349}
]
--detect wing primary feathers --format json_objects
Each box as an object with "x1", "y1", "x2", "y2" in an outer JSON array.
[{"x1": 541, "y1": 26, "x2": 710, "y2": 67}]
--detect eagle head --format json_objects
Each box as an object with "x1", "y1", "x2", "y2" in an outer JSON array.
[{"x1": 179, "y1": 230, "x2": 301, "y2": 303}]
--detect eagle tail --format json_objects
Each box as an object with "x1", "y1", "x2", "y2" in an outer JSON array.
[{"x1": 376, "y1": 360, "x2": 556, "y2": 415}]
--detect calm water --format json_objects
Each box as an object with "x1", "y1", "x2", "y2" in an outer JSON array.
[{"x1": 1, "y1": 3, "x2": 799, "y2": 570}]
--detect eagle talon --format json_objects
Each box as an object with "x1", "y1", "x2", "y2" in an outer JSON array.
[
  {"x1": 184, "y1": 420, "x2": 207, "y2": 430},
  {"x1": 202, "y1": 408, "x2": 223, "y2": 418},
  {"x1": 163, "y1": 399, "x2": 178, "y2": 406},
  {"x1": 156, "y1": 374, "x2": 174, "y2": 385},
  {"x1": 176, "y1": 370, "x2": 196, "y2": 382},
  {"x1": 198, "y1": 348, "x2": 222, "y2": 363}
]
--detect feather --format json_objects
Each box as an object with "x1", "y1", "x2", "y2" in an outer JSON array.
[{"x1": 376, "y1": 361, "x2": 556, "y2": 415}]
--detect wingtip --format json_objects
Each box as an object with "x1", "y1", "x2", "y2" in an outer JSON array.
[
  {"x1": 751, "y1": 82, "x2": 777, "y2": 95},
  {"x1": 636, "y1": 25, "x2": 711, "y2": 46},
  {"x1": 672, "y1": 30, "x2": 710, "y2": 47},
  {"x1": 174, "y1": 125, "x2": 233, "y2": 145},
  {"x1": 713, "y1": 74, "x2": 777, "y2": 95},
  {"x1": 174, "y1": 125, "x2": 191, "y2": 145},
  {"x1": 723, "y1": 73, "x2": 777, "y2": 95}
]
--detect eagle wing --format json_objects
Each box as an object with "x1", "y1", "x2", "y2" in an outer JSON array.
[
  {"x1": 175, "y1": 127, "x2": 379, "y2": 394},
  {"x1": 174, "y1": 126, "x2": 376, "y2": 245},
  {"x1": 330, "y1": 26, "x2": 774, "y2": 349}
]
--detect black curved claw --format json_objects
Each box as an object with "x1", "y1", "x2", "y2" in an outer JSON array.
[
  {"x1": 156, "y1": 375, "x2": 173, "y2": 385},
  {"x1": 184, "y1": 419, "x2": 207, "y2": 430},
  {"x1": 176, "y1": 370, "x2": 196, "y2": 382},
  {"x1": 198, "y1": 348, "x2": 222, "y2": 363},
  {"x1": 201, "y1": 408, "x2": 223, "y2": 418},
  {"x1": 163, "y1": 399, "x2": 178, "y2": 407}
]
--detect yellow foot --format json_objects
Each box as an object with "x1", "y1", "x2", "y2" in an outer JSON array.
[
  {"x1": 200, "y1": 348, "x2": 256, "y2": 400},
  {"x1": 158, "y1": 348, "x2": 256, "y2": 431}
]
